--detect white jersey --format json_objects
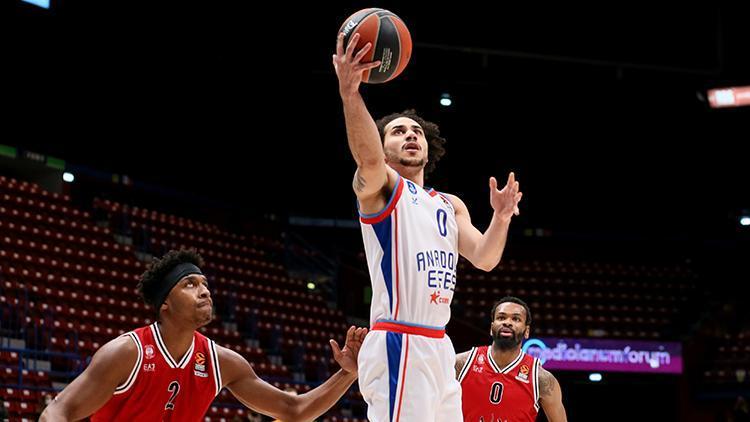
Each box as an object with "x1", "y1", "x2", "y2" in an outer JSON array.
[{"x1": 359, "y1": 175, "x2": 459, "y2": 329}]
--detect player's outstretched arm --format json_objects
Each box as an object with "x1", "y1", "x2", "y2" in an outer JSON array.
[
  {"x1": 222, "y1": 326, "x2": 367, "y2": 421},
  {"x1": 538, "y1": 367, "x2": 568, "y2": 422},
  {"x1": 39, "y1": 335, "x2": 138, "y2": 421},
  {"x1": 333, "y1": 32, "x2": 392, "y2": 204},
  {"x1": 448, "y1": 172, "x2": 523, "y2": 271}
]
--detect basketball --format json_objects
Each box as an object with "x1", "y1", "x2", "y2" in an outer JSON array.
[{"x1": 338, "y1": 8, "x2": 412, "y2": 84}]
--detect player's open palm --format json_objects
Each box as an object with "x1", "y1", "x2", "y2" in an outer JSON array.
[
  {"x1": 330, "y1": 326, "x2": 368, "y2": 375},
  {"x1": 490, "y1": 172, "x2": 523, "y2": 220}
]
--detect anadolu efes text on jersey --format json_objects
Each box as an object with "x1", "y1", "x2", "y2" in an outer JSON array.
[{"x1": 359, "y1": 175, "x2": 459, "y2": 328}]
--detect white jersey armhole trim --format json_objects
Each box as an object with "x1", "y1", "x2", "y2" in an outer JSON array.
[
  {"x1": 457, "y1": 347, "x2": 477, "y2": 383},
  {"x1": 435, "y1": 192, "x2": 457, "y2": 215},
  {"x1": 113, "y1": 332, "x2": 143, "y2": 395},
  {"x1": 208, "y1": 339, "x2": 223, "y2": 397},
  {"x1": 533, "y1": 357, "x2": 541, "y2": 411},
  {"x1": 358, "y1": 175, "x2": 403, "y2": 224}
]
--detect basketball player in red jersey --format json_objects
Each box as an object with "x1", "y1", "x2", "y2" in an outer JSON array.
[
  {"x1": 456, "y1": 296, "x2": 567, "y2": 422},
  {"x1": 40, "y1": 249, "x2": 367, "y2": 421}
]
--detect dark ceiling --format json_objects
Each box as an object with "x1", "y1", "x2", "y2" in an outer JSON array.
[{"x1": 3, "y1": 2, "x2": 749, "y2": 241}]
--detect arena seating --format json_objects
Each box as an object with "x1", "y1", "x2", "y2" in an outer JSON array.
[
  {"x1": 0, "y1": 173, "x2": 721, "y2": 421},
  {"x1": 0, "y1": 175, "x2": 352, "y2": 420}
]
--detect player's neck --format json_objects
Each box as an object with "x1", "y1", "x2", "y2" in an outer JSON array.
[
  {"x1": 390, "y1": 164, "x2": 424, "y2": 186},
  {"x1": 157, "y1": 319, "x2": 195, "y2": 362},
  {"x1": 490, "y1": 344, "x2": 522, "y2": 368}
]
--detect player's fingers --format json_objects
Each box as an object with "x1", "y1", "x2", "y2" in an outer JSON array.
[
  {"x1": 353, "y1": 42, "x2": 372, "y2": 64},
  {"x1": 345, "y1": 33, "x2": 360, "y2": 57},
  {"x1": 355, "y1": 61, "x2": 381, "y2": 72},
  {"x1": 356, "y1": 327, "x2": 368, "y2": 343},
  {"x1": 329, "y1": 339, "x2": 342, "y2": 357},
  {"x1": 336, "y1": 33, "x2": 345, "y2": 57},
  {"x1": 345, "y1": 326, "x2": 355, "y2": 344}
]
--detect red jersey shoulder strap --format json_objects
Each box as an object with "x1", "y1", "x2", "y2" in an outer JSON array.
[
  {"x1": 532, "y1": 356, "x2": 542, "y2": 411},
  {"x1": 113, "y1": 331, "x2": 143, "y2": 395},
  {"x1": 199, "y1": 332, "x2": 223, "y2": 397},
  {"x1": 457, "y1": 346, "x2": 481, "y2": 383}
]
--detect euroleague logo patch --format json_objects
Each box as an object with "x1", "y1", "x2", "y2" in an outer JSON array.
[
  {"x1": 515, "y1": 364, "x2": 530, "y2": 383},
  {"x1": 195, "y1": 352, "x2": 206, "y2": 366},
  {"x1": 194, "y1": 352, "x2": 207, "y2": 376}
]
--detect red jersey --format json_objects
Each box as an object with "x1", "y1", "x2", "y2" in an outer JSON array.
[
  {"x1": 458, "y1": 346, "x2": 540, "y2": 422},
  {"x1": 92, "y1": 323, "x2": 222, "y2": 422}
]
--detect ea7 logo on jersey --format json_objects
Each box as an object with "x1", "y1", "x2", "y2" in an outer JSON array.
[
  {"x1": 143, "y1": 363, "x2": 156, "y2": 372},
  {"x1": 473, "y1": 353, "x2": 485, "y2": 373}
]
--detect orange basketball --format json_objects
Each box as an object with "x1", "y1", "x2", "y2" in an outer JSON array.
[{"x1": 338, "y1": 8, "x2": 412, "y2": 84}]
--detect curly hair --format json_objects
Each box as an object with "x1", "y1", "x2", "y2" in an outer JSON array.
[
  {"x1": 137, "y1": 249, "x2": 205, "y2": 310},
  {"x1": 490, "y1": 296, "x2": 532, "y2": 326},
  {"x1": 375, "y1": 109, "x2": 447, "y2": 176}
]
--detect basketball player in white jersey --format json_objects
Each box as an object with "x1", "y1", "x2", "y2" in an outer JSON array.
[{"x1": 333, "y1": 33, "x2": 523, "y2": 422}]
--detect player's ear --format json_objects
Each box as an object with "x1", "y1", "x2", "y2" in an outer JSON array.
[{"x1": 524, "y1": 326, "x2": 530, "y2": 339}]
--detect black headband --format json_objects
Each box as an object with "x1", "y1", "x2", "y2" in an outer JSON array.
[{"x1": 153, "y1": 262, "x2": 203, "y2": 309}]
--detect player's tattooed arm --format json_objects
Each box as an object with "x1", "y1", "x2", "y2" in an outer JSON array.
[
  {"x1": 538, "y1": 366, "x2": 568, "y2": 422},
  {"x1": 539, "y1": 367, "x2": 555, "y2": 396},
  {"x1": 353, "y1": 169, "x2": 367, "y2": 193}
]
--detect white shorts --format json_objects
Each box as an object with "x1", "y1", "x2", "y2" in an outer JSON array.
[{"x1": 357, "y1": 321, "x2": 462, "y2": 422}]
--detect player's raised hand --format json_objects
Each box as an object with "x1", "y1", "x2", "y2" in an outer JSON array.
[
  {"x1": 330, "y1": 326, "x2": 368, "y2": 375},
  {"x1": 489, "y1": 171, "x2": 523, "y2": 220},
  {"x1": 333, "y1": 32, "x2": 381, "y2": 98}
]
